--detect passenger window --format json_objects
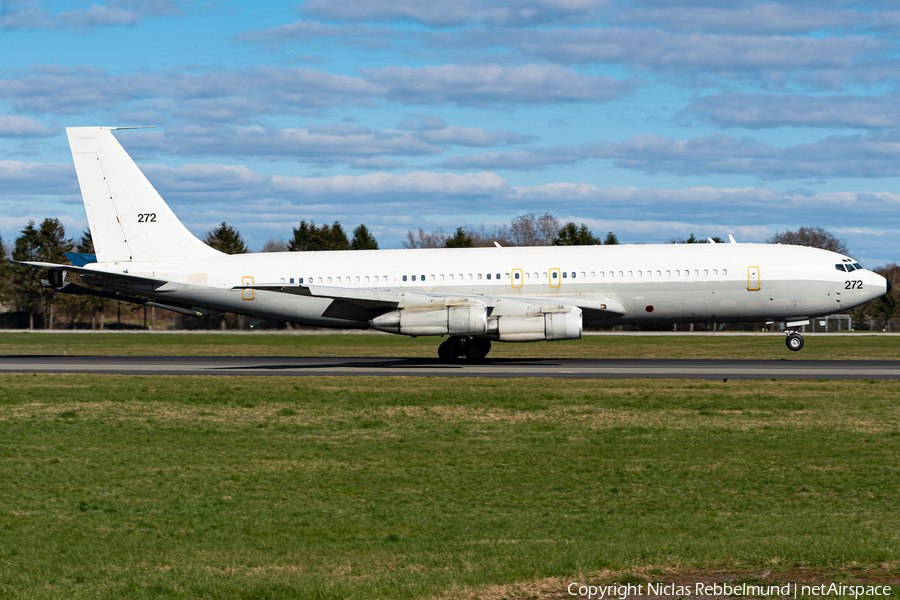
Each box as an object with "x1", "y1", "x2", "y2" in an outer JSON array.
[
  {"x1": 468, "y1": 274, "x2": 473, "y2": 280},
  {"x1": 713, "y1": 269, "x2": 717, "y2": 276},
  {"x1": 656, "y1": 270, "x2": 661, "y2": 276},
  {"x1": 487, "y1": 273, "x2": 491, "y2": 280},
  {"x1": 430, "y1": 275, "x2": 434, "y2": 281},
  {"x1": 290, "y1": 278, "x2": 294, "y2": 283},
  {"x1": 336, "y1": 277, "x2": 341, "y2": 283},
  {"x1": 675, "y1": 270, "x2": 680, "y2": 276},
  {"x1": 551, "y1": 272, "x2": 557, "y2": 279},
  {"x1": 420, "y1": 274, "x2": 424, "y2": 280},
  {"x1": 515, "y1": 272, "x2": 520, "y2": 280},
  {"x1": 365, "y1": 276, "x2": 369, "y2": 282},
  {"x1": 637, "y1": 271, "x2": 642, "y2": 277},
  {"x1": 496, "y1": 273, "x2": 501, "y2": 279},
  {"x1": 628, "y1": 271, "x2": 633, "y2": 277},
  {"x1": 723, "y1": 269, "x2": 727, "y2": 275},
  {"x1": 403, "y1": 275, "x2": 408, "y2": 282},
  {"x1": 703, "y1": 269, "x2": 708, "y2": 276},
  {"x1": 478, "y1": 274, "x2": 483, "y2": 280},
  {"x1": 299, "y1": 277, "x2": 304, "y2": 284},
  {"x1": 618, "y1": 271, "x2": 623, "y2": 277},
  {"x1": 562, "y1": 272, "x2": 567, "y2": 278},
  {"x1": 440, "y1": 274, "x2": 444, "y2": 281},
  {"x1": 458, "y1": 274, "x2": 462, "y2": 280},
  {"x1": 693, "y1": 270, "x2": 699, "y2": 276},
  {"x1": 374, "y1": 276, "x2": 379, "y2": 282},
  {"x1": 571, "y1": 272, "x2": 576, "y2": 278},
  {"x1": 590, "y1": 271, "x2": 595, "y2": 277},
  {"x1": 525, "y1": 272, "x2": 530, "y2": 279},
  {"x1": 666, "y1": 270, "x2": 670, "y2": 276},
  {"x1": 581, "y1": 272, "x2": 586, "y2": 278}
]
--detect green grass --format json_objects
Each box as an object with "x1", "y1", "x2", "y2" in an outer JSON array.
[
  {"x1": 1, "y1": 330, "x2": 899, "y2": 359},
  {"x1": 1, "y1": 375, "x2": 898, "y2": 598}
]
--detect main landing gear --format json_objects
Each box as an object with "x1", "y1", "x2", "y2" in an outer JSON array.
[
  {"x1": 438, "y1": 336, "x2": 492, "y2": 363},
  {"x1": 785, "y1": 331, "x2": 804, "y2": 352}
]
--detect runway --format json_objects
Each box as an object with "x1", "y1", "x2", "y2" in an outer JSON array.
[{"x1": 1, "y1": 355, "x2": 899, "y2": 379}]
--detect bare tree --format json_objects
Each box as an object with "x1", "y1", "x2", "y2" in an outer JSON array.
[
  {"x1": 768, "y1": 226, "x2": 849, "y2": 254},
  {"x1": 260, "y1": 238, "x2": 289, "y2": 253},
  {"x1": 508, "y1": 213, "x2": 560, "y2": 246},
  {"x1": 403, "y1": 228, "x2": 445, "y2": 249}
]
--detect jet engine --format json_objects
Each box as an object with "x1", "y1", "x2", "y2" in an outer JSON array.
[
  {"x1": 370, "y1": 305, "x2": 487, "y2": 336},
  {"x1": 488, "y1": 308, "x2": 582, "y2": 342}
]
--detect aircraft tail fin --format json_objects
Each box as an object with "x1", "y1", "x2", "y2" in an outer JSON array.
[{"x1": 66, "y1": 126, "x2": 223, "y2": 263}]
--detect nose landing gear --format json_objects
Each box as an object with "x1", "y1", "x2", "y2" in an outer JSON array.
[
  {"x1": 785, "y1": 332, "x2": 804, "y2": 351},
  {"x1": 437, "y1": 336, "x2": 492, "y2": 363}
]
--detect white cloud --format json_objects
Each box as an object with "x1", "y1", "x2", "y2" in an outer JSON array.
[
  {"x1": 512, "y1": 27, "x2": 886, "y2": 73},
  {"x1": 685, "y1": 93, "x2": 900, "y2": 129},
  {"x1": 0, "y1": 64, "x2": 632, "y2": 120},
  {"x1": 0, "y1": 115, "x2": 57, "y2": 137},
  {"x1": 299, "y1": 0, "x2": 608, "y2": 27}
]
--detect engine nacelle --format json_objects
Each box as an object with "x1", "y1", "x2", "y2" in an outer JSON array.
[
  {"x1": 491, "y1": 309, "x2": 582, "y2": 342},
  {"x1": 370, "y1": 305, "x2": 487, "y2": 336}
]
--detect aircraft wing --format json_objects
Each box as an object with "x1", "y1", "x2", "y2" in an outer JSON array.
[
  {"x1": 19, "y1": 261, "x2": 167, "y2": 286},
  {"x1": 239, "y1": 283, "x2": 626, "y2": 318}
]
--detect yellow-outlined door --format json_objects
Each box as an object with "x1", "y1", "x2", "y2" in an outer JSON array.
[
  {"x1": 242, "y1": 276, "x2": 255, "y2": 300},
  {"x1": 511, "y1": 268, "x2": 523, "y2": 289},
  {"x1": 747, "y1": 266, "x2": 760, "y2": 290},
  {"x1": 550, "y1": 268, "x2": 561, "y2": 288}
]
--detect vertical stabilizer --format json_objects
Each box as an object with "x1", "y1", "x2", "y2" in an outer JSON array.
[{"x1": 67, "y1": 126, "x2": 223, "y2": 262}]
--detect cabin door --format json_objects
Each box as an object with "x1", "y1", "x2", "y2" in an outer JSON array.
[{"x1": 748, "y1": 266, "x2": 760, "y2": 290}]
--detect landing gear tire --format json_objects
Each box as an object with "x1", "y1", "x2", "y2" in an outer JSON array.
[
  {"x1": 786, "y1": 333, "x2": 804, "y2": 352},
  {"x1": 464, "y1": 339, "x2": 491, "y2": 362},
  {"x1": 438, "y1": 339, "x2": 460, "y2": 362}
]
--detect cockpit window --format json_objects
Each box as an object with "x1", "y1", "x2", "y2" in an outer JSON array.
[
  {"x1": 853, "y1": 263, "x2": 863, "y2": 270},
  {"x1": 835, "y1": 264, "x2": 846, "y2": 272},
  {"x1": 845, "y1": 264, "x2": 856, "y2": 272}
]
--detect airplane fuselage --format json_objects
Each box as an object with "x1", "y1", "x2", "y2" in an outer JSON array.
[{"x1": 80, "y1": 241, "x2": 883, "y2": 330}]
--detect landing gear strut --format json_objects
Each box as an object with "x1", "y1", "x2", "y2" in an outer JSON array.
[
  {"x1": 785, "y1": 332, "x2": 804, "y2": 352},
  {"x1": 437, "y1": 336, "x2": 492, "y2": 363}
]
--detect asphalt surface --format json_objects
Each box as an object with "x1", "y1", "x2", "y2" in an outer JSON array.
[{"x1": 1, "y1": 355, "x2": 899, "y2": 379}]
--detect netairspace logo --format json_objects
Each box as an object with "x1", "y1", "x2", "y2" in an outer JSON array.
[{"x1": 567, "y1": 582, "x2": 894, "y2": 599}]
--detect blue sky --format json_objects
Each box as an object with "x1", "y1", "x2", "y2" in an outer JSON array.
[{"x1": 1, "y1": 0, "x2": 900, "y2": 265}]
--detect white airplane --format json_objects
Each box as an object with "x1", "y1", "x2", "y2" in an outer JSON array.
[{"x1": 25, "y1": 126, "x2": 891, "y2": 360}]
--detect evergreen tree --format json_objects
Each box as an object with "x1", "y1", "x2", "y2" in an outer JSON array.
[
  {"x1": 289, "y1": 220, "x2": 350, "y2": 251},
  {"x1": 204, "y1": 222, "x2": 249, "y2": 254},
  {"x1": 553, "y1": 222, "x2": 599, "y2": 246},
  {"x1": 445, "y1": 227, "x2": 474, "y2": 248},
  {"x1": 874, "y1": 291, "x2": 898, "y2": 331},
  {"x1": 11, "y1": 218, "x2": 73, "y2": 327},
  {"x1": 289, "y1": 221, "x2": 314, "y2": 251},
  {"x1": 0, "y1": 233, "x2": 10, "y2": 305},
  {"x1": 325, "y1": 222, "x2": 349, "y2": 251},
  {"x1": 349, "y1": 224, "x2": 379, "y2": 250},
  {"x1": 76, "y1": 230, "x2": 94, "y2": 254},
  {"x1": 603, "y1": 232, "x2": 619, "y2": 245}
]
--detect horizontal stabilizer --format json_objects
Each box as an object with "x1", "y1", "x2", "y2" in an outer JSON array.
[{"x1": 64, "y1": 252, "x2": 97, "y2": 267}]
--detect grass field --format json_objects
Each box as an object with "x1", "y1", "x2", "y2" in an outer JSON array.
[
  {"x1": 1, "y1": 374, "x2": 898, "y2": 599},
  {"x1": 1, "y1": 330, "x2": 899, "y2": 360}
]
